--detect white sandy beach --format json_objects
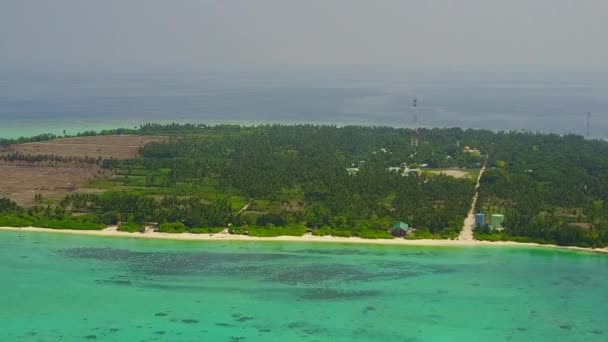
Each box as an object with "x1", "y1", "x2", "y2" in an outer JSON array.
[{"x1": 1, "y1": 226, "x2": 607, "y2": 255}]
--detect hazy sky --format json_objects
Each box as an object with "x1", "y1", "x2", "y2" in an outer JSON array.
[{"x1": 1, "y1": 0, "x2": 608, "y2": 71}]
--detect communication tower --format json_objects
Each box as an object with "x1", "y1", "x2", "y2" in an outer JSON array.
[{"x1": 410, "y1": 98, "x2": 419, "y2": 147}]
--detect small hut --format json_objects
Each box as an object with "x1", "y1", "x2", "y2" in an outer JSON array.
[
  {"x1": 391, "y1": 221, "x2": 409, "y2": 237},
  {"x1": 475, "y1": 213, "x2": 485, "y2": 226},
  {"x1": 490, "y1": 214, "x2": 505, "y2": 229}
]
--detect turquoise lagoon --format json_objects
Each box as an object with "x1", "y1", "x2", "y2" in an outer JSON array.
[{"x1": 1, "y1": 230, "x2": 607, "y2": 341}]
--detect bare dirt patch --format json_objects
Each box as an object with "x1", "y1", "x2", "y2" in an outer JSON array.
[
  {"x1": 2, "y1": 135, "x2": 165, "y2": 160},
  {"x1": 427, "y1": 169, "x2": 472, "y2": 179},
  {"x1": 0, "y1": 135, "x2": 164, "y2": 206},
  {"x1": 0, "y1": 163, "x2": 107, "y2": 206}
]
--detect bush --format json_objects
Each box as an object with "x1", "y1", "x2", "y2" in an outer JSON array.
[
  {"x1": 0, "y1": 213, "x2": 105, "y2": 230},
  {"x1": 158, "y1": 222, "x2": 187, "y2": 233},
  {"x1": 228, "y1": 225, "x2": 248, "y2": 235},
  {"x1": 118, "y1": 222, "x2": 141, "y2": 233},
  {"x1": 245, "y1": 224, "x2": 306, "y2": 237},
  {"x1": 311, "y1": 226, "x2": 358, "y2": 238},
  {"x1": 509, "y1": 236, "x2": 549, "y2": 244},
  {"x1": 474, "y1": 233, "x2": 507, "y2": 242},
  {"x1": 256, "y1": 213, "x2": 286, "y2": 226},
  {"x1": 475, "y1": 223, "x2": 491, "y2": 234},
  {"x1": 97, "y1": 211, "x2": 121, "y2": 225},
  {"x1": 405, "y1": 228, "x2": 448, "y2": 240},
  {"x1": 355, "y1": 229, "x2": 393, "y2": 239},
  {"x1": 330, "y1": 230, "x2": 352, "y2": 237},
  {"x1": 0, "y1": 198, "x2": 20, "y2": 213},
  {"x1": 0, "y1": 214, "x2": 34, "y2": 227},
  {"x1": 312, "y1": 226, "x2": 332, "y2": 236},
  {"x1": 190, "y1": 226, "x2": 225, "y2": 234},
  {"x1": 34, "y1": 219, "x2": 105, "y2": 230}
]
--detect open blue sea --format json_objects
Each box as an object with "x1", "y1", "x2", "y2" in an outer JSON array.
[{"x1": 0, "y1": 69, "x2": 607, "y2": 139}]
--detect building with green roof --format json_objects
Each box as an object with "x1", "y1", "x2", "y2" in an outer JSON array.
[{"x1": 391, "y1": 221, "x2": 409, "y2": 237}]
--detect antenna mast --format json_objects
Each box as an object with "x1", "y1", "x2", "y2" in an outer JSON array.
[
  {"x1": 410, "y1": 98, "x2": 419, "y2": 147},
  {"x1": 587, "y1": 112, "x2": 591, "y2": 138}
]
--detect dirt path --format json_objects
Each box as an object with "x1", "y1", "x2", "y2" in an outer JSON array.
[
  {"x1": 458, "y1": 163, "x2": 486, "y2": 241},
  {"x1": 237, "y1": 203, "x2": 250, "y2": 215}
]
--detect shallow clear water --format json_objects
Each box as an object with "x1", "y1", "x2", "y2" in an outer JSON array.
[{"x1": 1, "y1": 230, "x2": 607, "y2": 341}]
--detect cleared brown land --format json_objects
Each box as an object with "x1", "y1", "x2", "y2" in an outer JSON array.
[
  {"x1": 0, "y1": 163, "x2": 107, "y2": 206},
  {"x1": 0, "y1": 135, "x2": 164, "y2": 206},
  {"x1": 427, "y1": 169, "x2": 472, "y2": 179},
  {"x1": 3, "y1": 135, "x2": 165, "y2": 159}
]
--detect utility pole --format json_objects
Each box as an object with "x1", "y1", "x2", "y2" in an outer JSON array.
[{"x1": 587, "y1": 112, "x2": 591, "y2": 138}]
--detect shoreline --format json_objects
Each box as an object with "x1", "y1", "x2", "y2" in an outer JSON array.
[{"x1": 2, "y1": 226, "x2": 607, "y2": 255}]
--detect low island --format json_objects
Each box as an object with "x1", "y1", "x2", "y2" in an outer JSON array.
[{"x1": 1, "y1": 124, "x2": 607, "y2": 253}]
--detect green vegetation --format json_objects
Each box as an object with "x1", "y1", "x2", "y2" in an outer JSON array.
[
  {"x1": 476, "y1": 133, "x2": 608, "y2": 247},
  {"x1": 0, "y1": 133, "x2": 61, "y2": 148},
  {"x1": 1, "y1": 124, "x2": 607, "y2": 248},
  {"x1": 158, "y1": 222, "x2": 187, "y2": 233},
  {"x1": 0, "y1": 213, "x2": 104, "y2": 230},
  {"x1": 0, "y1": 214, "x2": 35, "y2": 227},
  {"x1": 36, "y1": 218, "x2": 105, "y2": 230},
  {"x1": 190, "y1": 227, "x2": 225, "y2": 234},
  {"x1": 117, "y1": 222, "x2": 142, "y2": 233},
  {"x1": 230, "y1": 224, "x2": 307, "y2": 237},
  {"x1": 406, "y1": 228, "x2": 459, "y2": 240}
]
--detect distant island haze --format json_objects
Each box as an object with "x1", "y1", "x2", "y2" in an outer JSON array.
[{"x1": 1, "y1": 68, "x2": 606, "y2": 140}]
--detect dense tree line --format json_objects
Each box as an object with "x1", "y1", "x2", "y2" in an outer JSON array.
[
  {"x1": 0, "y1": 152, "x2": 102, "y2": 165},
  {"x1": 476, "y1": 133, "x2": 608, "y2": 247},
  {"x1": 0, "y1": 133, "x2": 60, "y2": 148},
  {"x1": 59, "y1": 192, "x2": 234, "y2": 228},
  {"x1": 0, "y1": 193, "x2": 234, "y2": 231},
  {"x1": 3, "y1": 123, "x2": 607, "y2": 247},
  {"x1": 105, "y1": 125, "x2": 479, "y2": 236}
]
